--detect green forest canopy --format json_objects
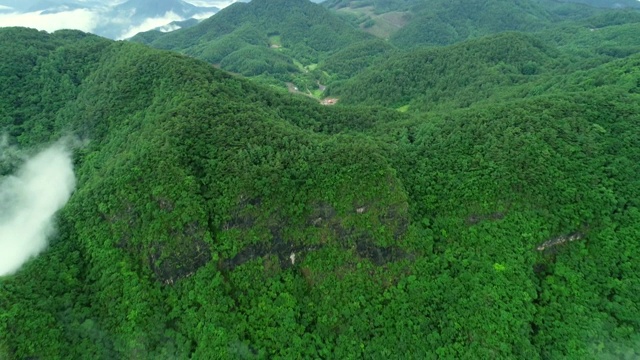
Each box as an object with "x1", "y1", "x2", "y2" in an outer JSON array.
[
  {"x1": 134, "y1": 0, "x2": 640, "y2": 95},
  {"x1": 1, "y1": 0, "x2": 640, "y2": 357},
  {"x1": 130, "y1": 0, "x2": 374, "y2": 82}
]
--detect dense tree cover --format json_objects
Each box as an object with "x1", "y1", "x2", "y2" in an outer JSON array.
[
  {"x1": 130, "y1": 0, "x2": 372, "y2": 80},
  {"x1": 0, "y1": 28, "x2": 410, "y2": 359},
  {"x1": 328, "y1": 14, "x2": 640, "y2": 112},
  {"x1": 0, "y1": 28, "x2": 112, "y2": 146},
  {"x1": 130, "y1": 0, "x2": 639, "y2": 95},
  {"x1": 324, "y1": 0, "x2": 607, "y2": 48},
  {"x1": 1, "y1": 2, "x2": 640, "y2": 358},
  {"x1": 392, "y1": 94, "x2": 640, "y2": 359},
  {"x1": 319, "y1": 38, "x2": 396, "y2": 80},
  {"x1": 538, "y1": 12, "x2": 640, "y2": 60},
  {"x1": 393, "y1": 0, "x2": 611, "y2": 47},
  {"x1": 328, "y1": 32, "x2": 564, "y2": 110}
]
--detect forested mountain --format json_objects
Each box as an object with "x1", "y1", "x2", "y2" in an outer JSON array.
[
  {"x1": 130, "y1": 0, "x2": 376, "y2": 82},
  {"x1": 3, "y1": 0, "x2": 640, "y2": 357},
  {"x1": 328, "y1": 32, "x2": 563, "y2": 110},
  {"x1": 325, "y1": 0, "x2": 606, "y2": 46},
  {"x1": 127, "y1": 0, "x2": 639, "y2": 94},
  {"x1": 327, "y1": 11, "x2": 640, "y2": 111},
  {"x1": 561, "y1": 0, "x2": 640, "y2": 8},
  {"x1": 129, "y1": 0, "x2": 639, "y2": 93},
  {"x1": 1, "y1": 20, "x2": 640, "y2": 358},
  {"x1": 112, "y1": 0, "x2": 219, "y2": 21}
]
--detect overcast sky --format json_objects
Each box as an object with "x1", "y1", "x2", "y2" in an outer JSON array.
[{"x1": 0, "y1": 0, "x2": 238, "y2": 39}]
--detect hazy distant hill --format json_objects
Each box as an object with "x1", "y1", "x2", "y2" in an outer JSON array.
[
  {"x1": 0, "y1": 0, "x2": 43, "y2": 12},
  {"x1": 325, "y1": 0, "x2": 608, "y2": 46},
  {"x1": 0, "y1": 0, "x2": 103, "y2": 13},
  {"x1": 0, "y1": 0, "x2": 218, "y2": 39},
  {"x1": 112, "y1": 0, "x2": 218, "y2": 21},
  {"x1": 560, "y1": 0, "x2": 640, "y2": 8},
  {"x1": 27, "y1": 0, "x2": 100, "y2": 13}
]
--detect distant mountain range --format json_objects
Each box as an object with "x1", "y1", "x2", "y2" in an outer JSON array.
[
  {"x1": 561, "y1": 0, "x2": 640, "y2": 8},
  {"x1": 0, "y1": 0, "x2": 220, "y2": 39},
  {"x1": 323, "y1": 0, "x2": 640, "y2": 46},
  {"x1": 113, "y1": 0, "x2": 219, "y2": 21},
  {"x1": 131, "y1": 0, "x2": 640, "y2": 88}
]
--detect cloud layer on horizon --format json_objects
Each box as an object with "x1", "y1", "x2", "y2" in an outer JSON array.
[
  {"x1": 0, "y1": 0, "x2": 233, "y2": 39},
  {"x1": 0, "y1": 8, "x2": 99, "y2": 33},
  {"x1": 185, "y1": 0, "x2": 236, "y2": 7},
  {"x1": 117, "y1": 11, "x2": 184, "y2": 39}
]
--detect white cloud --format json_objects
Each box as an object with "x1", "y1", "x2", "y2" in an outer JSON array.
[
  {"x1": 184, "y1": 0, "x2": 236, "y2": 8},
  {"x1": 0, "y1": 1, "x2": 229, "y2": 39},
  {"x1": 117, "y1": 11, "x2": 183, "y2": 39},
  {"x1": 0, "y1": 5, "x2": 14, "y2": 11},
  {"x1": 0, "y1": 9, "x2": 99, "y2": 33},
  {"x1": 192, "y1": 11, "x2": 216, "y2": 20},
  {"x1": 158, "y1": 23, "x2": 181, "y2": 32},
  {"x1": 0, "y1": 142, "x2": 75, "y2": 277}
]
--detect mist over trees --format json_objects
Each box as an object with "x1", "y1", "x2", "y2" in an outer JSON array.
[{"x1": 0, "y1": 143, "x2": 75, "y2": 276}]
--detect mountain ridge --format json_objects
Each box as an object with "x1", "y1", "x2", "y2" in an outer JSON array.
[{"x1": 1, "y1": 1, "x2": 640, "y2": 357}]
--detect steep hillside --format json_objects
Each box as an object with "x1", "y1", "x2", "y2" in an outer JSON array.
[
  {"x1": 325, "y1": 0, "x2": 605, "y2": 46},
  {"x1": 130, "y1": 0, "x2": 375, "y2": 84},
  {"x1": 539, "y1": 11, "x2": 640, "y2": 58},
  {"x1": 318, "y1": 38, "x2": 397, "y2": 79},
  {"x1": 0, "y1": 27, "x2": 411, "y2": 358},
  {"x1": 1, "y1": 27, "x2": 640, "y2": 359},
  {"x1": 328, "y1": 16, "x2": 640, "y2": 112},
  {"x1": 328, "y1": 32, "x2": 563, "y2": 110},
  {"x1": 390, "y1": 0, "x2": 609, "y2": 47}
]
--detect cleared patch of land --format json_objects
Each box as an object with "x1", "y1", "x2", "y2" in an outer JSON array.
[
  {"x1": 268, "y1": 34, "x2": 282, "y2": 48},
  {"x1": 337, "y1": 6, "x2": 410, "y2": 39},
  {"x1": 396, "y1": 104, "x2": 410, "y2": 112}
]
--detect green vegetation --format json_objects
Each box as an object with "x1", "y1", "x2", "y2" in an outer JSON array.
[
  {"x1": 324, "y1": 0, "x2": 625, "y2": 48},
  {"x1": 319, "y1": 38, "x2": 395, "y2": 79},
  {"x1": 563, "y1": 0, "x2": 640, "y2": 9},
  {"x1": 329, "y1": 3, "x2": 412, "y2": 39},
  {"x1": 2, "y1": 0, "x2": 640, "y2": 357},
  {"x1": 328, "y1": 15, "x2": 640, "y2": 111},
  {"x1": 131, "y1": 0, "x2": 372, "y2": 83},
  {"x1": 328, "y1": 32, "x2": 563, "y2": 110},
  {"x1": 387, "y1": 0, "x2": 601, "y2": 48},
  {"x1": 268, "y1": 34, "x2": 282, "y2": 47},
  {"x1": 130, "y1": 0, "x2": 636, "y2": 94}
]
